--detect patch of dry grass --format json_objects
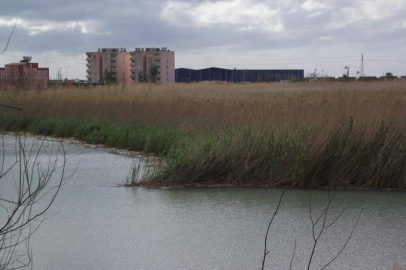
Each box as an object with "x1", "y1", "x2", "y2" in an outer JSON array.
[{"x1": 2, "y1": 80, "x2": 406, "y2": 130}]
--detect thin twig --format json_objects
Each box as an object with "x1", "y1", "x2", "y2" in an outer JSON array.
[
  {"x1": 320, "y1": 205, "x2": 363, "y2": 270},
  {"x1": 289, "y1": 238, "x2": 297, "y2": 270},
  {"x1": 261, "y1": 187, "x2": 288, "y2": 270},
  {"x1": 0, "y1": 103, "x2": 22, "y2": 111},
  {"x1": 0, "y1": 18, "x2": 17, "y2": 55}
]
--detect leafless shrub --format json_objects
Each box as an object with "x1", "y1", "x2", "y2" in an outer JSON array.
[
  {"x1": 0, "y1": 106, "x2": 74, "y2": 269},
  {"x1": 261, "y1": 189, "x2": 363, "y2": 270}
]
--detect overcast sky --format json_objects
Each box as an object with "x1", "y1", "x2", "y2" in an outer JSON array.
[{"x1": 0, "y1": 0, "x2": 405, "y2": 79}]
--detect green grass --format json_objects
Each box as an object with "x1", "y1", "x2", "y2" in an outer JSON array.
[{"x1": 1, "y1": 115, "x2": 405, "y2": 189}]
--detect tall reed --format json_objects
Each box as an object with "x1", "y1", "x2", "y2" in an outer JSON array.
[{"x1": 1, "y1": 81, "x2": 405, "y2": 188}]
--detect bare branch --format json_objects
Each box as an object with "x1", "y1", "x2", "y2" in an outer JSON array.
[
  {"x1": 261, "y1": 188, "x2": 288, "y2": 270},
  {"x1": 289, "y1": 238, "x2": 297, "y2": 270},
  {"x1": 0, "y1": 132, "x2": 73, "y2": 269},
  {"x1": 0, "y1": 104, "x2": 22, "y2": 111},
  {"x1": 320, "y1": 205, "x2": 363, "y2": 270},
  {"x1": 325, "y1": 198, "x2": 354, "y2": 229},
  {"x1": 0, "y1": 18, "x2": 17, "y2": 56}
]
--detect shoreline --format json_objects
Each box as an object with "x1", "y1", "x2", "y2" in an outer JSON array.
[
  {"x1": 122, "y1": 182, "x2": 406, "y2": 192},
  {"x1": 2, "y1": 131, "x2": 405, "y2": 192},
  {"x1": 2, "y1": 131, "x2": 156, "y2": 160}
]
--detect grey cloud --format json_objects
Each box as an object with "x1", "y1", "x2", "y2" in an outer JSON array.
[{"x1": 0, "y1": 0, "x2": 405, "y2": 79}]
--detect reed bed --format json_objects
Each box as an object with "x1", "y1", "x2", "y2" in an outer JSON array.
[{"x1": 1, "y1": 80, "x2": 405, "y2": 188}]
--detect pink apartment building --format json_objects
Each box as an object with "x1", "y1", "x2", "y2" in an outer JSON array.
[
  {"x1": 130, "y1": 47, "x2": 175, "y2": 83},
  {"x1": 0, "y1": 58, "x2": 49, "y2": 89},
  {"x1": 86, "y1": 48, "x2": 131, "y2": 84}
]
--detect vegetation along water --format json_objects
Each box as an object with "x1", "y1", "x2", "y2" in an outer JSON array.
[{"x1": 1, "y1": 80, "x2": 405, "y2": 189}]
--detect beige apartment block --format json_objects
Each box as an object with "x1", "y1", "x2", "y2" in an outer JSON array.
[
  {"x1": 130, "y1": 47, "x2": 175, "y2": 83},
  {"x1": 86, "y1": 48, "x2": 131, "y2": 84}
]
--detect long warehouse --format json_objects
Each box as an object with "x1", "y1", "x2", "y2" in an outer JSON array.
[{"x1": 175, "y1": 67, "x2": 304, "y2": 83}]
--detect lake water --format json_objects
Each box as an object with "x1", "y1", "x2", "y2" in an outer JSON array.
[{"x1": 0, "y1": 136, "x2": 405, "y2": 270}]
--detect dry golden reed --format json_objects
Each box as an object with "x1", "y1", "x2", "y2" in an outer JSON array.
[
  {"x1": 2, "y1": 80, "x2": 406, "y2": 132},
  {"x1": 1, "y1": 80, "x2": 405, "y2": 188}
]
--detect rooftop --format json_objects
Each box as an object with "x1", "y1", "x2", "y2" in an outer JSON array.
[{"x1": 6, "y1": 62, "x2": 28, "y2": 66}]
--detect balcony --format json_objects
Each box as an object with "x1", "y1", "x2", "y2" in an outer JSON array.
[
  {"x1": 86, "y1": 70, "x2": 91, "y2": 74},
  {"x1": 86, "y1": 63, "x2": 92, "y2": 68},
  {"x1": 86, "y1": 75, "x2": 91, "y2": 79}
]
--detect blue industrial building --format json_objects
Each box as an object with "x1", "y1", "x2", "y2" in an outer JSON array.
[{"x1": 175, "y1": 67, "x2": 304, "y2": 83}]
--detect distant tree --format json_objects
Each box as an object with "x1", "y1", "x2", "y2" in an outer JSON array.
[
  {"x1": 138, "y1": 71, "x2": 147, "y2": 83},
  {"x1": 103, "y1": 69, "x2": 116, "y2": 84},
  {"x1": 341, "y1": 74, "x2": 349, "y2": 82},
  {"x1": 148, "y1": 65, "x2": 159, "y2": 83},
  {"x1": 385, "y1": 72, "x2": 394, "y2": 80}
]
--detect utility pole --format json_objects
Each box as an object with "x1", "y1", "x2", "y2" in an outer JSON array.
[
  {"x1": 58, "y1": 68, "x2": 62, "y2": 81},
  {"x1": 64, "y1": 66, "x2": 70, "y2": 81},
  {"x1": 360, "y1": 53, "x2": 364, "y2": 77}
]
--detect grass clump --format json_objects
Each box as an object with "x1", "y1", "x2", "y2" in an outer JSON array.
[{"x1": 149, "y1": 119, "x2": 406, "y2": 189}]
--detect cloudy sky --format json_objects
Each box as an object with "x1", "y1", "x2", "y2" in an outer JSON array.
[{"x1": 0, "y1": 0, "x2": 405, "y2": 79}]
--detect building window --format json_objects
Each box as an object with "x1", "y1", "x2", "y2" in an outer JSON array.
[
  {"x1": 0, "y1": 71, "x2": 4, "y2": 75},
  {"x1": 39, "y1": 79, "x2": 42, "y2": 82},
  {"x1": 6, "y1": 67, "x2": 9, "y2": 71},
  {"x1": 23, "y1": 65, "x2": 27, "y2": 69},
  {"x1": 23, "y1": 71, "x2": 27, "y2": 75},
  {"x1": 44, "y1": 71, "x2": 48, "y2": 75},
  {"x1": 44, "y1": 78, "x2": 48, "y2": 82},
  {"x1": 39, "y1": 71, "x2": 42, "y2": 75},
  {"x1": 14, "y1": 71, "x2": 19, "y2": 76},
  {"x1": 14, "y1": 65, "x2": 18, "y2": 69}
]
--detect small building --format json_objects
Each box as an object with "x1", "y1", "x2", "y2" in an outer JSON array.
[
  {"x1": 130, "y1": 47, "x2": 175, "y2": 83},
  {"x1": 0, "y1": 57, "x2": 49, "y2": 89},
  {"x1": 175, "y1": 67, "x2": 304, "y2": 83}
]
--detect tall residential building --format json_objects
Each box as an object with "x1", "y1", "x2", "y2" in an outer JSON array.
[
  {"x1": 0, "y1": 57, "x2": 49, "y2": 88},
  {"x1": 130, "y1": 47, "x2": 175, "y2": 83},
  {"x1": 86, "y1": 48, "x2": 131, "y2": 84}
]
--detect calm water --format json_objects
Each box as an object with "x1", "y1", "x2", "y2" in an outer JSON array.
[{"x1": 0, "y1": 137, "x2": 405, "y2": 270}]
